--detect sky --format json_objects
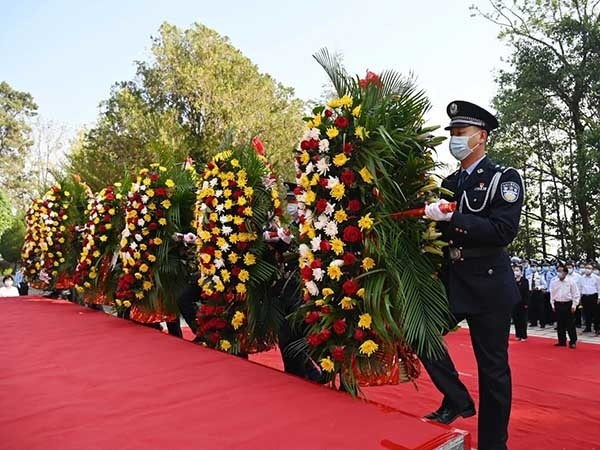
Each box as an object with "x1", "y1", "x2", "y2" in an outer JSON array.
[{"x1": 0, "y1": 0, "x2": 510, "y2": 170}]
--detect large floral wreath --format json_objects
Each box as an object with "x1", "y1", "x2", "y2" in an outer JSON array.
[
  {"x1": 74, "y1": 182, "x2": 127, "y2": 305},
  {"x1": 21, "y1": 198, "x2": 47, "y2": 289},
  {"x1": 115, "y1": 163, "x2": 196, "y2": 322},
  {"x1": 195, "y1": 143, "x2": 285, "y2": 354},
  {"x1": 293, "y1": 50, "x2": 452, "y2": 394}
]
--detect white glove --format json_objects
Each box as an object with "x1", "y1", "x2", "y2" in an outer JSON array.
[
  {"x1": 183, "y1": 232, "x2": 197, "y2": 245},
  {"x1": 424, "y1": 199, "x2": 453, "y2": 222}
]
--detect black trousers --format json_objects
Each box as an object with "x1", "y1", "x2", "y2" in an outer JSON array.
[
  {"x1": 581, "y1": 294, "x2": 599, "y2": 332},
  {"x1": 512, "y1": 304, "x2": 528, "y2": 339},
  {"x1": 176, "y1": 282, "x2": 201, "y2": 334},
  {"x1": 420, "y1": 307, "x2": 512, "y2": 450},
  {"x1": 529, "y1": 290, "x2": 546, "y2": 326},
  {"x1": 544, "y1": 291, "x2": 555, "y2": 325},
  {"x1": 555, "y1": 301, "x2": 577, "y2": 345}
]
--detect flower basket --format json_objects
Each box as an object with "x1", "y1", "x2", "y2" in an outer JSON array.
[
  {"x1": 130, "y1": 304, "x2": 177, "y2": 324},
  {"x1": 54, "y1": 273, "x2": 74, "y2": 290}
]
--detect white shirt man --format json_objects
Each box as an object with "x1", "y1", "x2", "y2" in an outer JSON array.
[
  {"x1": 579, "y1": 264, "x2": 600, "y2": 333},
  {"x1": 579, "y1": 267, "x2": 600, "y2": 296},
  {"x1": 550, "y1": 267, "x2": 580, "y2": 348}
]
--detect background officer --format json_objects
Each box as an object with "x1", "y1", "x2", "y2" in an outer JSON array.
[{"x1": 421, "y1": 100, "x2": 524, "y2": 450}]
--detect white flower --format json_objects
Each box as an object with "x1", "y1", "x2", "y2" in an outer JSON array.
[
  {"x1": 209, "y1": 178, "x2": 219, "y2": 187},
  {"x1": 330, "y1": 259, "x2": 344, "y2": 267},
  {"x1": 134, "y1": 234, "x2": 143, "y2": 242},
  {"x1": 215, "y1": 190, "x2": 223, "y2": 198},
  {"x1": 299, "y1": 244, "x2": 310, "y2": 257},
  {"x1": 305, "y1": 161, "x2": 315, "y2": 175},
  {"x1": 314, "y1": 214, "x2": 329, "y2": 230},
  {"x1": 214, "y1": 258, "x2": 225, "y2": 268},
  {"x1": 217, "y1": 240, "x2": 230, "y2": 251},
  {"x1": 212, "y1": 275, "x2": 221, "y2": 284},
  {"x1": 306, "y1": 281, "x2": 319, "y2": 296},
  {"x1": 141, "y1": 207, "x2": 147, "y2": 214},
  {"x1": 220, "y1": 215, "x2": 231, "y2": 223},
  {"x1": 312, "y1": 268, "x2": 324, "y2": 282},
  {"x1": 316, "y1": 157, "x2": 331, "y2": 176},
  {"x1": 307, "y1": 128, "x2": 320, "y2": 140},
  {"x1": 139, "y1": 184, "x2": 147, "y2": 191},
  {"x1": 310, "y1": 236, "x2": 322, "y2": 252},
  {"x1": 324, "y1": 221, "x2": 338, "y2": 237},
  {"x1": 141, "y1": 195, "x2": 149, "y2": 203},
  {"x1": 129, "y1": 242, "x2": 138, "y2": 250},
  {"x1": 215, "y1": 204, "x2": 225, "y2": 213},
  {"x1": 324, "y1": 202, "x2": 336, "y2": 215},
  {"x1": 327, "y1": 176, "x2": 340, "y2": 189},
  {"x1": 122, "y1": 228, "x2": 131, "y2": 238},
  {"x1": 318, "y1": 139, "x2": 329, "y2": 153},
  {"x1": 221, "y1": 226, "x2": 233, "y2": 235},
  {"x1": 137, "y1": 218, "x2": 145, "y2": 226},
  {"x1": 47, "y1": 202, "x2": 54, "y2": 208}
]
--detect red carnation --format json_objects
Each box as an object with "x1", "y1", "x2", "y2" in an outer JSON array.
[
  {"x1": 225, "y1": 293, "x2": 235, "y2": 303},
  {"x1": 343, "y1": 143, "x2": 353, "y2": 154},
  {"x1": 348, "y1": 199, "x2": 361, "y2": 212},
  {"x1": 334, "y1": 116, "x2": 350, "y2": 129},
  {"x1": 150, "y1": 173, "x2": 159, "y2": 182},
  {"x1": 324, "y1": 109, "x2": 333, "y2": 118},
  {"x1": 360, "y1": 70, "x2": 382, "y2": 88},
  {"x1": 320, "y1": 240, "x2": 331, "y2": 252},
  {"x1": 333, "y1": 319, "x2": 347, "y2": 335},
  {"x1": 343, "y1": 226, "x2": 362, "y2": 243},
  {"x1": 319, "y1": 178, "x2": 329, "y2": 188},
  {"x1": 231, "y1": 266, "x2": 241, "y2": 276},
  {"x1": 331, "y1": 346, "x2": 346, "y2": 362},
  {"x1": 155, "y1": 187, "x2": 166, "y2": 197},
  {"x1": 148, "y1": 222, "x2": 158, "y2": 231},
  {"x1": 319, "y1": 328, "x2": 332, "y2": 342},
  {"x1": 354, "y1": 329, "x2": 366, "y2": 341},
  {"x1": 105, "y1": 192, "x2": 115, "y2": 201},
  {"x1": 300, "y1": 265, "x2": 314, "y2": 280},
  {"x1": 340, "y1": 169, "x2": 356, "y2": 186},
  {"x1": 309, "y1": 138, "x2": 320, "y2": 150},
  {"x1": 342, "y1": 279, "x2": 360, "y2": 296},
  {"x1": 294, "y1": 186, "x2": 303, "y2": 196},
  {"x1": 307, "y1": 334, "x2": 321, "y2": 347},
  {"x1": 305, "y1": 311, "x2": 320, "y2": 324},
  {"x1": 237, "y1": 242, "x2": 248, "y2": 251},
  {"x1": 343, "y1": 252, "x2": 357, "y2": 266},
  {"x1": 310, "y1": 259, "x2": 322, "y2": 269},
  {"x1": 301, "y1": 140, "x2": 311, "y2": 150},
  {"x1": 321, "y1": 306, "x2": 332, "y2": 315},
  {"x1": 315, "y1": 198, "x2": 328, "y2": 213}
]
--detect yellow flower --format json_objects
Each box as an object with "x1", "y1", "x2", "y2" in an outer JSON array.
[
  {"x1": 334, "y1": 209, "x2": 348, "y2": 223},
  {"x1": 327, "y1": 98, "x2": 342, "y2": 108},
  {"x1": 115, "y1": 299, "x2": 122, "y2": 306},
  {"x1": 304, "y1": 190, "x2": 316, "y2": 205},
  {"x1": 358, "y1": 313, "x2": 372, "y2": 329},
  {"x1": 139, "y1": 264, "x2": 149, "y2": 273},
  {"x1": 161, "y1": 200, "x2": 172, "y2": 209},
  {"x1": 99, "y1": 235, "x2": 108, "y2": 242},
  {"x1": 244, "y1": 187, "x2": 254, "y2": 197},
  {"x1": 313, "y1": 114, "x2": 322, "y2": 127},
  {"x1": 238, "y1": 269, "x2": 250, "y2": 282},
  {"x1": 123, "y1": 300, "x2": 131, "y2": 308},
  {"x1": 231, "y1": 311, "x2": 245, "y2": 330},
  {"x1": 158, "y1": 218, "x2": 167, "y2": 226},
  {"x1": 331, "y1": 238, "x2": 345, "y2": 255},
  {"x1": 135, "y1": 291, "x2": 144, "y2": 300},
  {"x1": 339, "y1": 296, "x2": 354, "y2": 310},
  {"x1": 223, "y1": 189, "x2": 232, "y2": 198},
  {"x1": 143, "y1": 177, "x2": 151, "y2": 186},
  {"x1": 244, "y1": 253, "x2": 256, "y2": 266},
  {"x1": 327, "y1": 265, "x2": 342, "y2": 281},
  {"x1": 143, "y1": 280, "x2": 153, "y2": 291},
  {"x1": 314, "y1": 299, "x2": 325, "y2": 306},
  {"x1": 228, "y1": 252, "x2": 239, "y2": 264},
  {"x1": 330, "y1": 183, "x2": 345, "y2": 200},
  {"x1": 105, "y1": 223, "x2": 112, "y2": 230},
  {"x1": 108, "y1": 208, "x2": 116, "y2": 215},
  {"x1": 300, "y1": 151, "x2": 310, "y2": 165},
  {"x1": 243, "y1": 207, "x2": 253, "y2": 216},
  {"x1": 339, "y1": 95, "x2": 353, "y2": 108},
  {"x1": 148, "y1": 255, "x2": 156, "y2": 263},
  {"x1": 92, "y1": 250, "x2": 100, "y2": 258},
  {"x1": 333, "y1": 153, "x2": 348, "y2": 167},
  {"x1": 326, "y1": 127, "x2": 339, "y2": 139},
  {"x1": 165, "y1": 179, "x2": 175, "y2": 188},
  {"x1": 359, "y1": 340, "x2": 379, "y2": 357},
  {"x1": 146, "y1": 189, "x2": 155, "y2": 197},
  {"x1": 231, "y1": 159, "x2": 240, "y2": 168},
  {"x1": 322, "y1": 288, "x2": 334, "y2": 297},
  {"x1": 220, "y1": 340, "x2": 232, "y2": 351},
  {"x1": 352, "y1": 104, "x2": 362, "y2": 117},
  {"x1": 355, "y1": 126, "x2": 369, "y2": 141},
  {"x1": 320, "y1": 357, "x2": 335, "y2": 372},
  {"x1": 236, "y1": 283, "x2": 247, "y2": 294},
  {"x1": 362, "y1": 257, "x2": 376, "y2": 271},
  {"x1": 134, "y1": 272, "x2": 143, "y2": 280},
  {"x1": 358, "y1": 213, "x2": 374, "y2": 230},
  {"x1": 154, "y1": 237, "x2": 163, "y2": 245},
  {"x1": 220, "y1": 269, "x2": 231, "y2": 282},
  {"x1": 359, "y1": 167, "x2": 374, "y2": 184}
]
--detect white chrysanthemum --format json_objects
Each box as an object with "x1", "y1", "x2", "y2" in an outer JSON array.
[
  {"x1": 324, "y1": 202, "x2": 336, "y2": 215},
  {"x1": 212, "y1": 275, "x2": 221, "y2": 284},
  {"x1": 129, "y1": 242, "x2": 138, "y2": 250},
  {"x1": 305, "y1": 161, "x2": 315, "y2": 175},
  {"x1": 319, "y1": 139, "x2": 329, "y2": 153},
  {"x1": 139, "y1": 184, "x2": 147, "y2": 191},
  {"x1": 137, "y1": 218, "x2": 145, "y2": 227},
  {"x1": 214, "y1": 258, "x2": 225, "y2": 268},
  {"x1": 221, "y1": 226, "x2": 233, "y2": 235},
  {"x1": 330, "y1": 259, "x2": 344, "y2": 267},
  {"x1": 215, "y1": 190, "x2": 223, "y2": 198},
  {"x1": 306, "y1": 281, "x2": 319, "y2": 296},
  {"x1": 314, "y1": 214, "x2": 329, "y2": 230},
  {"x1": 307, "y1": 128, "x2": 320, "y2": 140},
  {"x1": 141, "y1": 207, "x2": 148, "y2": 215},
  {"x1": 310, "y1": 235, "x2": 322, "y2": 252},
  {"x1": 215, "y1": 204, "x2": 225, "y2": 213},
  {"x1": 122, "y1": 228, "x2": 131, "y2": 238},
  {"x1": 47, "y1": 202, "x2": 54, "y2": 208},
  {"x1": 209, "y1": 178, "x2": 219, "y2": 187},
  {"x1": 299, "y1": 244, "x2": 310, "y2": 257},
  {"x1": 219, "y1": 215, "x2": 231, "y2": 223},
  {"x1": 324, "y1": 221, "x2": 338, "y2": 237},
  {"x1": 316, "y1": 157, "x2": 330, "y2": 176},
  {"x1": 141, "y1": 195, "x2": 149, "y2": 204},
  {"x1": 134, "y1": 234, "x2": 143, "y2": 242},
  {"x1": 327, "y1": 176, "x2": 340, "y2": 189},
  {"x1": 312, "y1": 268, "x2": 324, "y2": 282}
]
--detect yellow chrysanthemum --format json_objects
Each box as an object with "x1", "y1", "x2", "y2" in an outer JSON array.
[
  {"x1": 357, "y1": 288, "x2": 365, "y2": 298},
  {"x1": 330, "y1": 183, "x2": 345, "y2": 200},
  {"x1": 161, "y1": 200, "x2": 172, "y2": 209},
  {"x1": 158, "y1": 218, "x2": 167, "y2": 226},
  {"x1": 333, "y1": 153, "x2": 348, "y2": 167},
  {"x1": 358, "y1": 213, "x2": 374, "y2": 230},
  {"x1": 142, "y1": 280, "x2": 153, "y2": 291},
  {"x1": 236, "y1": 283, "x2": 247, "y2": 294},
  {"x1": 331, "y1": 238, "x2": 345, "y2": 255},
  {"x1": 231, "y1": 311, "x2": 245, "y2": 330},
  {"x1": 362, "y1": 257, "x2": 376, "y2": 271},
  {"x1": 339, "y1": 296, "x2": 354, "y2": 310},
  {"x1": 320, "y1": 356, "x2": 335, "y2": 372},
  {"x1": 359, "y1": 340, "x2": 379, "y2": 357},
  {"x1": 352, "y1": 104, "x2": 362, "y2": 117},
  {"x1": 313, "y1": 114, "x2": 322, "y2": 127},
  {"x1": 326, "y1": 127, "x2": 339, "y2": 139},
  {"x1": 358, "y1": 313, "x2": 372, "y2": 329},
  {"x1": 304, "y1": 190, "x2": 316, "y2": 205},
  {"x1": 220, "y1": 340, "x2": 232, "y2": 351},
  {"x1": 146, "y1": 189, "x2": 155, "y2": 197},
  {"x1": 339, "y1": 95, "x2": 353, "y2": 107},
  {"x1": 164, "y1": 179, "x2": 175, "y2": 188},
  {"x1": 327, "y1": 265, "x2": 342, "y2": 281},
  {"x1": 359, "y1": 167, "x2": 374, "y2": 184},
  {"x1": 244, "y1": 253, "x2": 256, "y2": 266},
  {"x1": 355, "y1": 126, "x2": 369, "y2": 141},
  {"x1": 327, "y1": 98, "x2": 342, "y2": 108},
  {"x1": 123, "y1": 300, "x2": 132, "y2": 308},
  {"x1": 334, "y1": 209, "x2": 348, "y2": 223},
  {"x1": 322, "y1": 287, "x2": 334, "y2": 297},
  {"x1": 154, "y1": 237, "x2": 163, "y2": 245},
  {"x1": 238, "y1": 269, "x2": 250, "y2": 282},
  {"x1": 139, "y1": 264, "x2": 149, "y2": 273}
]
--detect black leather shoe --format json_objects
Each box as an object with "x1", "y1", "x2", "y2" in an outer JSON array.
[
  {"x1": 424, "y1": 404, "x2": 475, "y2": 425},
  {"x1": 569, "y1": 342, "x2": 576, "y2": 349},
  {"x1": 554, "y1": 342, "x2": 566, "y2": 347}
]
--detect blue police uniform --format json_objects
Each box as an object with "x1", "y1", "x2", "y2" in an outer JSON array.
[{"x1": 421, "y1": 101, "x2": 524, "y2": 450}]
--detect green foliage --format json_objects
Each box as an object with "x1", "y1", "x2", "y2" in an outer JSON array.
[
  {"x1": 0, "y1": 216, "x2": 25, "y2": 263},
  {"x1": 0, "y1": 81, "x2": 38, "y2": 209},
  {"x1": 475, "y1": 0, "x2": 600, "y2": 259},
  {"x1": 69, "y1": 22, "x2": 305, "y2": 191}
]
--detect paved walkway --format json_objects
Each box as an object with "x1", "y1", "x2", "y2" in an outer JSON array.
[{"x1": 460, "y1": 321, "x2": 600, "y2": 344}]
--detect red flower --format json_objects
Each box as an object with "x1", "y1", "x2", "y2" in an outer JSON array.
[
  {"x1": 342, "y1": 252, "x2": 357, "y2": 266},
  {"x1": 150, "y1": 173, "x2": 159, "y2": 182},
  {"x1": 319, "y1": 328, "x2": 332, "y2": 342},
  {"x1": 155, "y1": 187, "x2": 166, "y2": 197},
  {"x1": 348, "y1": 199, "x2": 361, "y2": 212},
  {"x1": 237, "y1": 242, "x2": 248, "y2": 251},
  {"x1": 342, "y1": 279, "x2": 360, "y2": 296},
  {"x1": 354, "y1": 329, "x2": 365, "y2": 341},
  {"x1": 320, "y1": 240, "x2": 331, "y2": 252},
  {"x1": 105, "y1": 192, "x2": 115, "y2": 201},
  {"x1": 300, "y1": 265, "x2": 314, "y2": 280},
  {"x1": 340, "y1": 169, "x2": 356, "y2": 186},
  {"x1": 231, "y1": 266, "x2": 241, "y2": 277},
  {"x1": 321, "y1": 306, "x2": 332, "y2": 315},
  {"x1": 148, "y1": 222, "x2": 158, "y2": 231},
  {"x1": 343, "y1": 143, "x2": 353, "y2": 155},
  {"x1": 310, "y1": 259, "x2": 322, "y2": 269},
  {"x1": 343, "y1": 226, "x2": 362, "y2": 243},
  {"x1": 319, "y1": 178, "x2": 329, "y2": 188},
  {"x1": 315, "y1": 198, "x2": 328, "y2": 213},
  {"x1": 252, "y1": 136, "x2": 265, "y2": 155},
  {"x1": 324, "y1": 109, "x2": 333, "y2": 118},
  {"x1": 305, "y1": 311, "x2": 320, "y2": 324},
  {"x1": 360, "y1": 70, "x2": 382, "y2": 88},
  {"x1": 333, "y1": 319, "x2": 347, "y2": 335},
  {"x1": 331, "y1": 346, "x2": 345, "y2": 362},
  {"x1": 307, "y1": 333, "x2": 321, "y2": 347},
  {"x1": 334, "y1": 116, "x2": 349, "y2": 129},
  {"x1": 301, "y1": 140, "x2": 311, "y2": 150},
  {"x1": 309, "y1": 139, "x2": 320, "y2": 150},
  {"x1": 294, "y1": 186, "x2": 303, "y2": 196}
]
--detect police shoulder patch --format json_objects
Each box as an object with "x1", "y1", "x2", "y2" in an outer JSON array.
[{"x1": 500, "y1": 181, "x2": 520, "y2": 203}]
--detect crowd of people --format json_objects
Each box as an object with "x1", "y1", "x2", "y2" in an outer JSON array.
[{"x1": 510, "y1": 257, "x2": 600, "y2": 348}]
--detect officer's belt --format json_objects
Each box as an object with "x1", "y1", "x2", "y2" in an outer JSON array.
[{"x1": 447, "y1": 246, "x2": 506, "y2": 261}]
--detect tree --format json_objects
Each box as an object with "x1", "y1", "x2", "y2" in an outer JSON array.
[
  {"x1": 0, "y1": 216, "x2": 25, "y2": 264},
  {"x1": 68, "y1": 22, "x2": 305, "y2": 191},
  {"x1": 475, "y1": 0, "x2": 600, "y2": 259},
  {"x1": 0, "y1": 190, "x2": 12, "y2": 237},
  {"x1": 0, "y1": 81, "x2": 38, "y2": 208}
]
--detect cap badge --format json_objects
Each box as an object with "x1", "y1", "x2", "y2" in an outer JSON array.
[{"x1": 449, "y1": 103, "x2": 458, "y2": 116}]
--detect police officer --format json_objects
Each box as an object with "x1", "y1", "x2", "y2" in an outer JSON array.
[{"x1": 421, "y1": 101, "x2": 524, "y2": 450}]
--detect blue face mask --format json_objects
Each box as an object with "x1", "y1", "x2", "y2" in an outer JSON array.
[{"x1": 449, "y1": 132, "x2": 481, "y2": 161}]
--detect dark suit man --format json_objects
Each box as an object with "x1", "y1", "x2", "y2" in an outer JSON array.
[{"x1": 421, "y1": 101, "x2": 524, "y2": 450}]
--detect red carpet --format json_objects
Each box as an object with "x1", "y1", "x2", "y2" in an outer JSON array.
[
  {"x1": 252, "y1": 327, "x2": 600, "y2": 450},
  {"x1": 0, "y1": 297, "x2": 467, "y2": 450}
]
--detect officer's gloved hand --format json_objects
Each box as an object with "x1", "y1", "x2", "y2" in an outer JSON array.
[{"x1": 424, "y1": 199, "x2": 453, "y2": 222}]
